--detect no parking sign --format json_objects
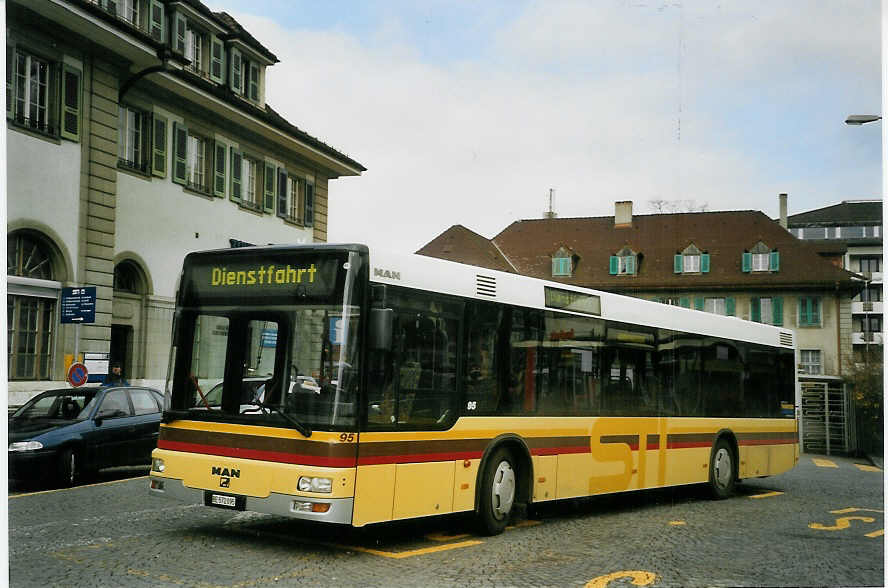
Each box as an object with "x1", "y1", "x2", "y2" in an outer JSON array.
[{"x1": 67, "y1": 362, "x2": 89, "y2": 387}]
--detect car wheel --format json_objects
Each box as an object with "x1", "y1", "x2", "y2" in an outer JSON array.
[
  {"x1": 477, "y1": 447, "x2": 517, "y2": 535},
  {"x1": 57, "y1": 448, "x2": 77, "y2": 487}
]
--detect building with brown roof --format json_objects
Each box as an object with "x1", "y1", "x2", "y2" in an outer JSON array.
[{"x1": 419, "y1": 200, "x2": 864, "y2": 453}]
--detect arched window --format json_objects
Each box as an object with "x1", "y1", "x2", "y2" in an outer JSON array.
[
  {"x1": 114, "y1": 260, "x2": 144, "y2": 294},
  {"x1": 7, "y1": 232, "x2": 57, "y2": 380},
  {"x1": 8, "y1": 232, "x2": 54, "y2": 279}
]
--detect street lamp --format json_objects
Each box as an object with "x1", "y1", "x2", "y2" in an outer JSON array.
[{"x1": 845, "y1": 114, "x2": 882, "y2": 125}]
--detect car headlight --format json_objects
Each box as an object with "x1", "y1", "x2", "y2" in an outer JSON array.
[
  {"x1": 298, "y1": 476, "x2": 332, "y2": 493},
  {"x1": 9, "y1": 441, "x2": 43, "y2": 452},
  {"x1": 152, "y1": 458, "x2": 165, "y2": 472}
]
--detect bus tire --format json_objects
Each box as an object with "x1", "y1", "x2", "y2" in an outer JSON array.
[
  {"x1": 477, "y1": 447, "x2": 517, "y2": 536},
  {"x1": 708, "y1": 438, "x2": 736, "y2": 499}
]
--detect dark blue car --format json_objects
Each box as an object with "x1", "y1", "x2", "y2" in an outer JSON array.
[{"x1": 8, "y1": 386, "x2": 164, "y2": 486}]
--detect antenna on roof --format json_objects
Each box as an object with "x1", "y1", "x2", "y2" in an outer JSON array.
[{"x1": 543, "y1": 188, "x2": 557, "y2": 219}]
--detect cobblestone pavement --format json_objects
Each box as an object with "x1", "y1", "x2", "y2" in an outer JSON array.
[{"x1": 8, "y1": 454, "x2": 884, "y2": 587}]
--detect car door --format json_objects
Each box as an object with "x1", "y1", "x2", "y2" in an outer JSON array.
[
  {"x1": 126, "y1": 388, "x2": 162, "y2": 464},
  {"x1": 87, "y1": 387, "x2": 135, "y2": 469}
]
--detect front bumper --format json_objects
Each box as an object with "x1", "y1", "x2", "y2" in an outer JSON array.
[
  {"x1": 148, "y1": 476, "x2": 354, "y2": 524},
  {"x1": 8, "y1": 449, "x2": 58, "y2": 480}
]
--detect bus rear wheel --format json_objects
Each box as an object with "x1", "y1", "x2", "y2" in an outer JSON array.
[
  {"x1": 708, "y1": 438, "x2": 736, "y2": 499},
  {"x1": 477, "y1": 447, "x2": 516, "y2": 535}
]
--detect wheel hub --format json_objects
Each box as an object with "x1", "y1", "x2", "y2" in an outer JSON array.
[
  {"x1": 713, "y1": 447, "x2": 732, "y2": 488},
  {"x1": 491, "y1": 460, "x2": 515, "y2": 519}
]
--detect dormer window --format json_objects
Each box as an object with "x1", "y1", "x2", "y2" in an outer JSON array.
[
  {"x1": 674, "y1": 243, "x2": 709, "y2": 274},
  {"x1": 609, "y1": 246, "x2": 638, "y2": 275},
  {"x1": 184, "y1": 25, "x2": 205, "y2": 75},
  {"x1": 229, "y1": 47, "x2": 262, "y2": 103},
  {"x1": 742, "y1": 242, "x2": 779, "y2": 272},
  {"x1": 551, "y1": 247, "x2": 574, "y2": 277}
]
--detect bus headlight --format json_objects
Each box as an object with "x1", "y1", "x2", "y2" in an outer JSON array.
[
  {"x1": 152, "y1": 458, "x2": 165, "y2": 472},
  {"x1": 298, "y1": 476, "x2": 332, "y2": 493}
]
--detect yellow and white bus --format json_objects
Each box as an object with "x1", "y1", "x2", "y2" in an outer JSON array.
[{"x1": 149, "y1": 243, "x2": 798, "y2": 534}]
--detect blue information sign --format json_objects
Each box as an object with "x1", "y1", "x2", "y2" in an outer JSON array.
[
  {"x1": 60, "y1": 287, "x2": 97, "y2": 324},
  {"x1": 260, "y1": 328, "x2": 278, "y2": 348}
]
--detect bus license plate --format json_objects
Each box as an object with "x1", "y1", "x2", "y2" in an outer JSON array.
[{"x1": 205, "y1": 491, "x2": 244, "y2": 510}]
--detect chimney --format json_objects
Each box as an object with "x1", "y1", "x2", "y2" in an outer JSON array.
[
  {"x1": 779, "y1": 193, "x2": 788, "y2": 228},
  {"x1": 615, "y1": 201, "x2": 633, "y2": 227}
]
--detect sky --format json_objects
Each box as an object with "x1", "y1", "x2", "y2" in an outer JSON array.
[{"x1": 208, "y1": 0, "x2": 882, "y2": 253}]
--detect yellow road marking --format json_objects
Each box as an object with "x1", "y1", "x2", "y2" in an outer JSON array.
[
  {"x1": 831, "y1": 507, "x2": 884, "y2": 514},
  {"x1": 507, "y1": 519, "x2": 541, "y2": 529},
  {"x1": 865, "y1": 529, "x2": 884, "y2": 538},
  {"x1": 812, "y1": 458, "x2": 838, "y2": 468},
  {"x1": 809, "y1": 516, "x2": 876, "y2": 531},
  {"x1": 586, "y1": 570, "x2": 659, "y2": 588},
  {"x1": 749, "y1": 491, "x2": 784, "y2": 499},
  {"x1": 342, "y1": 539, "x2": 484, "y2": 559},
  {"x1": 425, "y1": 532, "x2": 471, "y2": 542},
  {"x1": 669, "y1": 521, "x2": 686, "y2": 526},
  {"x1": 854, "y1": 464, "x2": 882, "y2": 472},
  {"x1": 10, "y1": 476, "x2": 149, "y2": 498}
]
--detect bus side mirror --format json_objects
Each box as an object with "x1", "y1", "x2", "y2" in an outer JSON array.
[{"x1": 369, "y1": 308, "x2": 393, "y2": 351}]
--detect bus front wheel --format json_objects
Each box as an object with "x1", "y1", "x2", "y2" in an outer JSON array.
[
  {"x1": 708, "y1": 438, "x2": 736, "y2": 499},
  {"x1": 477, "y1": 447, "x2": 516, "y2": 535}
]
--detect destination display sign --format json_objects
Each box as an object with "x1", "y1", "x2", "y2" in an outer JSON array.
[
  {"x1": 183, "y1": 253, "x2": 344, "y2": 305},
  {"x1": 544, "y1": 287, "x2": 601, "y2": 316}
]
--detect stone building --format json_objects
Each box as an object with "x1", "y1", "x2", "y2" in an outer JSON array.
[
  {"x1": 418, "y1": 200, "x2": 863, "y2": 452},
  {"x1": 7, "y1": 0, "x2": 366, "y2": 403}
]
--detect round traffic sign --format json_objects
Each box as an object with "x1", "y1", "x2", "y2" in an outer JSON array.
[{"x1": 67, "y1": 362, "x2": 89, "y2": 387}]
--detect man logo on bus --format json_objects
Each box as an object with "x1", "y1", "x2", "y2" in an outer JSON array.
[
  {"x1": 212, "y1": 466, "x2": 239, "y2": 487},
  {"x1": 373, "y1": 268, "x2": 400, "y2": 280}
]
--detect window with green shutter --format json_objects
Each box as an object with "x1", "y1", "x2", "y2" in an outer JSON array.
[
  {"x1": 750, "y1": 297, "x2": 761, "y2": 322},
  {"x1": 151, "y1": 114, "x2": 167, "y2": 178},
  {"x1": 304, "y1": 183, "x2": 314, "y2": 226},
  {"x1": 230, "y1": 148, "x2": 242, "y2": 201},
  {"x1": 60, "y1": 65, "x2": 81, "y2": 141},
  {"x1": 210, "y1": 36, "x2": 225, "y2": 83},
  {"x1": 725, "y1": 297, "x2": 735, "y2": 316},
  {"x1": 230, "y1": 48, "x2": 242, "y2": 94},
  {"x1": 770, "y1": 251, "x2": 780, "y2": 272},
  {"x1": 742, "y1": 252, "x2": 752, "y2": 272},
  {"x1": 248, "y1": 62, "x2": 260, "y2": 102},
  {"x1": 772, "y1": 296, "x2": 783, "y2": 326},
  {"x1": 213, "y1": 141, "x2": 226, "y2": 197},
  {"x1": 172, "y1": 122, "x2": 188, "y2": 184},
  {"x1": 174, "y1": 13, "x2": 187, "y2": 54},
  {"x1": 608, "y1": 256, "x2": 619, "y2": 275},
  {"x1": 679, "y1": 297, "x2": 690, "y2": 308},
  {"x1": 799, "y1": 297, "x2": 821, "y2": 327},
  {"x1": 674, "y1": 254, "x2": 683, "y2": 273},
  {"x1": 263, "y1": 162, "x2": 276, "y2": 212},
  {"x1": 694, "y1": 297, "x2": 704, "y2": 311},
  {"x1": 700, "y1": 253, "x2": 710, "y2": 273},
  {"x1": 149, "y1": 0, "x2": 165, "y2": 42}
]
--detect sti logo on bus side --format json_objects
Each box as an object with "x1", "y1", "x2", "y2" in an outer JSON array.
[{"x1": 374, "y1": 268, "x2": 400, "y2": 280}]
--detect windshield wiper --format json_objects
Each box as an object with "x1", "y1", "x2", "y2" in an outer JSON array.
[{"x1": 252, "y1": 400, "x2": 312, "y2": 437}]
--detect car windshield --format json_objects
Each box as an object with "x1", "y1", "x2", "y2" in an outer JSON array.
[{"x1": 13, "y1": 389, "x2": 98, "y2": 421}]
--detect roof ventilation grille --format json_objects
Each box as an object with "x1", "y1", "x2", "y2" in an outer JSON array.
[
  {"x1": 476, "y1": 275, "x2": 496, "y2": 298},
  {"x1": 779, "y1": 331, "x2": 794, "y2": 347}
]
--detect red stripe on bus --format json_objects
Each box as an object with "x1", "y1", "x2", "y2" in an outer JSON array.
[
  {"x1": 738, "y1": 439, "x2": 797, "y2": 446},
  {"x1": 530, "y1": 445, "x2": 591, "y2": 456},
  {"x1": 157, "y1": 440, "x2": 357, "y2": 467},
  {"x1": 357, "y1": 451, "x2": 484, "y2": 465},
  {"x1": 666, "y1": 441, "x2": 713, "y2": 449}
]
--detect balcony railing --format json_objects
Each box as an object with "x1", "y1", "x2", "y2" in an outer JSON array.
[
  {"x1": 118, "y1": 157, "x2": 149, "y2": 174},
  {"x1": 851, "y1": 301, "x2": 883, "y2": 315},
  {"x1": 9, "y1": 112, "x2": 57, "y2": 137},
  {"x1": 82, "y1": 0, "x2": 151, "y2": 35}
]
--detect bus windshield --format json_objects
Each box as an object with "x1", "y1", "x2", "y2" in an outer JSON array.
[{"x1": 166, "y1": 248, "x2": 364, "y2": 430}]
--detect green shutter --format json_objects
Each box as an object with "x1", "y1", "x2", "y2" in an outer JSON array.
[
  {"x1": 230, "y1": 149, "x2": 242, "y2": 201},
  {"x1": 174, "y1": 13, "x2": 187, "y2": 54},
  {"x1": 151, "y1": 115, "x2": 167, "y2": 178},
  {"x1": 213, "y1": 141, "x2": 226, "y2": 197},
  {"x1": 751, "y1": 298, "x2": 761, "y2": 322},
  {"x1": 700, "y1": 253, "x2": 710, "y2": 273},
  {"x1": 726, "y1": 297, "x2": 735, "y2": 316},
  {"x1": 694, "y1": 297, "x2": 704, "y2": 311},
  {"x1": 679, "y1": 297, "x2": 690, "y2": 309},
  {"x1": 6, "y1": 49, "x2": 13, "y2": 119},
  {"x1": 625, "y1": 255, "x2": 636, "y2": 275},
  {"x1": 609, "y1": 256, "x2": 618, "y2": 275},
  {"x1": 249, "y1": 62, "x2": 259, "y2": 101},
  {"x1": 230, "y1": 48, "x2": 242, "y2": 93},
  {"x1": 149, "y1": 0, "x2": 165, "y2": 42},
  {"x1": 742, "y1": 252, "x2": 751, "y2": 272},
  {"x1": 674, "y1": 255, "x2": 683, "y2": 273},
  {"x1": 304, "y1": 183, "x2": 314, "y2": 226},
  {"x1": 59, "y1": 65, "x2": 81, "y2": 141},
  {"x1": 772, "y1": 296, "x2": 783, "y2": 326},
  {"x1": 770, "y1": 251, "x2": 780, "y2": 272},
  {"x1": 263, "y1": 162, "x2": 276, "y2": 212},
  {"x1": 210, "y1": 36, "x2": 225, "y2": 83},
  {"x1": 172, "y1": 122, "x2": 187, "y2": 184}
]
